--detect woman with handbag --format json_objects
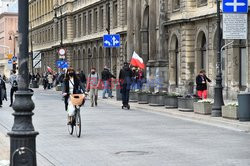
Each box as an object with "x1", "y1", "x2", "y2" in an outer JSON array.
[{"x1": 62, "y1": 68, "x2": 82, "y2": 111}]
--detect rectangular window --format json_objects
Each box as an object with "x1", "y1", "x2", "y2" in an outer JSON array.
[
  {"x1": 64, "y1": 18, "x2": 67, "y2": 39},
  {"x1": 73, "y1": 16, "x2": 77, "y2": 38},
  {"x1": 78, "y1": 15, "x2": 82, "y2": 37},
  {"x1": 173, "y1": 0, "x2": 180, "y2": 10},
  {"x1": 99, "y1": 7, "x2": 104, "y2": 31},
  {"x1": 83, "y1": 13, "x2": 86, "y2": 35},
  {"x1": 197, "y1": 0, "x2": 207, "y2": 7},
  {"x1": 113, "y1": 2, "x2": 118, "y2": 27},
  {"x1": 94, "y1": 9, "x2": 98, "y2": 32},
  {"x1": 88, "y1": 11, "x2": 92, "y2": 34}
]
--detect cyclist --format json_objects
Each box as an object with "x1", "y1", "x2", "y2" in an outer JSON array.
[{"x1": 62, "y1": 68, "x2": 82, "y2": 124}]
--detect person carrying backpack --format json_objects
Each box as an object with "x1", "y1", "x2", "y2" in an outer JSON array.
[{"x1": 9, "y1": 70, "x2": 18, "y2": 107}]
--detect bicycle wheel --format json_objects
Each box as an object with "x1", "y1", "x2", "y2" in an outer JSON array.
[
  {"x1": 67, "y1": 121, "x2": 74, "y2": 135},
  {"x1": 75, "y1": 109, "x2": 81, "y2": 138}
]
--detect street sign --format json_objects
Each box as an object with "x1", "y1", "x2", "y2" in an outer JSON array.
[
  {"x1": 33, "y1": 51, "x2": 41, "y2": 68},
  {"x1": 223, "y1": 0, "x2": 248, "y2": 13},
  {"x1": 103, "y1": 34, "x2": 120, "y2": 48},
  {"x1": 58, "y1": 48, "x2": 66, "y2": 55},
  {"x1": 223, "y1": 13, "x2": 248, "y2": 39},
  {"x1": 12, "y1": 56, "x2": 17, "y2": 62},
  {"x1": 56, "y1": 60, "x2": 69, "y2": 69},
  {"x1": 7, "y1": 54, "x2": 13, "y2": 60},
  {"x1": 7, "y1": 60, "x2": 12, "y2": 70}
]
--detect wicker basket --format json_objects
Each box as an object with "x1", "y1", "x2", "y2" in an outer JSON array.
[{"x1": 70, "y1": 94, "x2": 85, "y2": 106}]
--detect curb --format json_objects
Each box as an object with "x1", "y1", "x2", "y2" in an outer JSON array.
[{"x1": 101, "y1": 99, "x2": 250, "y2": 133}]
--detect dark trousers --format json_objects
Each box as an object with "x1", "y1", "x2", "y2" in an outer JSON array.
[
  {"x1": 10, "y1": 87, "x2": 18, "y2": 105},
  {"x1": 64, "y1": 95, "x2": 69, "y2": 111},
  {"x1": 121, "y1": 84, "x2": 130, "y2": 106}
]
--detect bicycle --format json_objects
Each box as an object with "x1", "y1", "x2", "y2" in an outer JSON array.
[{"x1": 67, "y1": 94, "x2": 85, "y2": 138}]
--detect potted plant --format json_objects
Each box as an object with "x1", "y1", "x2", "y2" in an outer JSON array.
[
  {"x1": 165, "y1": 92, "x2": 182, "y2": 109},
  {"x1": 138, "y1": 91, "x2": 151, "y2": 104},
  {"x1": 148, "y1": 91, "x2": 167, "y2": 107},
  {"x1": 222, "y1": 102, "x2": 239, "y2": 120},
  {"x1": 193, "y1": 99, "x2": 213, "y2": 115},
  {"x1": 129, "y1": 89, "x2": 139, "y2": 102},
  {"x1": 178, "y1": 94, "x2": 200, "y2": 112}
]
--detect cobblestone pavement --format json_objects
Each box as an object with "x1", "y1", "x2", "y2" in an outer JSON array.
[{"x1": 0, "y1": 87, "x2": 250, "y2": 166}]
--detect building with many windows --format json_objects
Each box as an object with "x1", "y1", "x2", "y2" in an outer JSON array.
[
  {"x1": 29, "y1": 0, "x2": 128, "y2": 76},
  {"x1": 30, "y1": 0, "x2": 250, "y2": 100}
]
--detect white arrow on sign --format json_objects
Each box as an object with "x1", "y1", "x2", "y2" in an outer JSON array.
[
  {"x1": 112, "y1": 36, "x2": 119, "y2": 46},
  {"x1": 225, "y1": 0, "x2": 246, "y2": 12},
  {"x1": 104, "y1": 40, "x2": 111, "y2": 46}
]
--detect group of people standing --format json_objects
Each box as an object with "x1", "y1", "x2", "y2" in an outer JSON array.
[{"x1": 0, "y1": 70, "x2": 18, "y2": 107}]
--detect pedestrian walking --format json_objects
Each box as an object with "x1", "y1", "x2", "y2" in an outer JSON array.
[
  {"x1": 47, "y1": 72, "x2": 53, "y2": 89},
  {"x1": 0, "y1": 75, "x2": 6, "y2": 107},
  {"x1": 101, "y1": 66, "x2": 116, "y2": 99},
  {"x1": 137, "y1": 68, "x2": 144, "y2": 90},
  {"x1": 119, "y1": 62, "x2": 133, "y2": 109},
  {"x1": 42, "y1": 73, "x2": 48, "y2": 90},
  {"x1": 86, "y1": 68, "x2": 101, "y2": 107},
  {"x1": 9, "y1": 70, "x2": 18, "y2": 107},
  {"x1": 76, "y1": 69, "x2": 86, "y2": 93},
  {"x1": 196, "y1": 69, "x2": 211, "y2": 99}
]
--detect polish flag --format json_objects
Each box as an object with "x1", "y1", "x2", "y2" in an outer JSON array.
[
  {"x1": 47, "y1": 66, "x2": 53, "y2": 73},
  {"x1": 130, "y1": 51, "x2": 145, "y2": 69}
]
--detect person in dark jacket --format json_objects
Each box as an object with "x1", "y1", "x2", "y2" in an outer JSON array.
[
  {"x1": 62, "y1": 68, "x2": 81, "y2": 111},
  {"x1": 119, "y1": 62, "x2": 133, "y2": 107},
  {"x1": 196, "y1": 69, "x2": 211, "y2": 99},
  {"x1": 0, "y1": 75, "x2": 6, "y2": 107},
  {"x1": 76, "y1": 70, "x2": 86, "y2": 93},
  {"x1": 101, "y1": 66, "x2": 116, "y2": 99}
]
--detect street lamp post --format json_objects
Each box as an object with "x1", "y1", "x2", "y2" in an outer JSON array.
[
  {"x1": 9, "y1": 33, "x2": 17, "y2": 70},
  {"x1": 30, "y1": 23, "x2": 39, "y2": 88},
  {"x1": 104, "y1": 0, "x2": 111, "y2": 68},
  {"x1": 212, "y1": 0, "x2": 224, "y2": 117},
  {"x1": 8, "y1": 1, "x2": 39, "y2": 165}
]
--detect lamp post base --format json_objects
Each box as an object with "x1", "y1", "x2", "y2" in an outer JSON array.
[
  {"x1": 212, "y1": 79, "x2": 224, "y2": 117},
  {"x1": 30, "y1": 80, "x2": 39, "y2": 88}
]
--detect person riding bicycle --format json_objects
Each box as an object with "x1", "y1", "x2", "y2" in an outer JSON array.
[{"x1": 62, "y1": 68, "x2": 82, "y2": 124}]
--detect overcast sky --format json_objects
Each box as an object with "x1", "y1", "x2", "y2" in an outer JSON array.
[{"x1": 0, "y1": 0, "x2": 18, "y2": 13}]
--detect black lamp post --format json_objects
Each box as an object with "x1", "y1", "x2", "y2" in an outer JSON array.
[
  {"x1": 30, "y1": 23, "x2": 39, "y2": 88},
  {"x1": 9, "y1": 33, "x2": 17, "y2": 70},
  {"x1": 104, "y1": 0, "x2": 111, "y2": 68},
  {"x1": 212, "y1": 0, "x2": 224, "y2": 117},
  {"x1": 8, "y1": 1, "x2": 39, "y2": 165}
]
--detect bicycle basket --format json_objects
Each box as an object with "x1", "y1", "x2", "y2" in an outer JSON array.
[{"x1": 70, "y1": 94, "x2": 85, "y2": 106}]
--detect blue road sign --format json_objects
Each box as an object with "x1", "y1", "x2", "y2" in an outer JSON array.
[
  {"x1": 56, "y1": 60, "x2": 69, "y2": 69},
  {"x1": 12, "y1": 56, "x2": 17, "y2": 61},
  {"x1": 223, "y1": 0, "x2": 248, "y2": 13},
  {"x1": 103, "y1": 34, "x2": 120, "y2": 48}
]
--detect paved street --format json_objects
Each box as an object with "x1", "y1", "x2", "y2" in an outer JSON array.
[{"x1": 0, "y1": 87, "x2": 250, "y2": 166}]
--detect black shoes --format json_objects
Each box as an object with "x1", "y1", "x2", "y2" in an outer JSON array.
[{"x1": 9, "y1": 104, "x2": 12, "y2": 107}]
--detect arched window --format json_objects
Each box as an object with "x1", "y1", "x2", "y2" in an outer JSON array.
[{"x1": 201, "y1": 33, "x2": 206, "y2": 69}]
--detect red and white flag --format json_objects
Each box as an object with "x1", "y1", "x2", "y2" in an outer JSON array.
[
  {"x1": 47, "y1": 66, "x2": 53, "y2": 73},
  {"x1": 130, "y1": 51, "x2": 145, "y2": 69}
]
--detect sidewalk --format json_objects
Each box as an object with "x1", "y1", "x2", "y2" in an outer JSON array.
[
  {"x1": 0, "y1": 125, "x2": 10, "y2": 166},
  {"x1": 104, "y1": 96, "x2": 250, "y2": 133}
]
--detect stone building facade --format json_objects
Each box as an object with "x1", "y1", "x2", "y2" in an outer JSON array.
[
  {"x1": 29, "y1": 0, "x2": 128, "y2": 76},
  {"x1": 29, "y1": 0, "x2": 250, "y2": 100},
  {"x1": 0, "y1": 12, "x2": 18, "y2": 77}
]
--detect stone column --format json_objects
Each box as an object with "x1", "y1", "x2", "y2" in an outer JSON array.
[
  {"x1": 134, "y1": 0, "x2": 141, "y2": 55},
  {"x1": 126, "y1": 0, "x2": 134, "y2": 61},
  {"x1": 148, "y1": 0, "x2": 157, "y2": 62}
]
